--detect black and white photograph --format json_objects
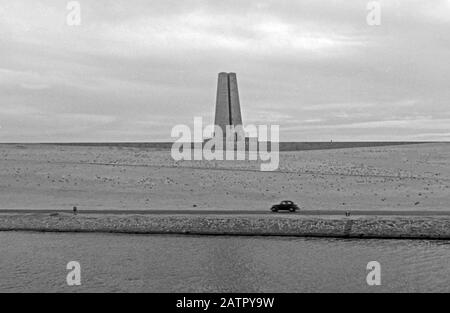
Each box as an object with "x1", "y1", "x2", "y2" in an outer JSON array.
[{"x1": 0, "y1": 0, "x2": 449, "y2": 300}]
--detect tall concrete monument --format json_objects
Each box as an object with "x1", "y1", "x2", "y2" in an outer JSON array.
[{"x1": 214, "y1": 72, "x2": 243, "y2": 141}]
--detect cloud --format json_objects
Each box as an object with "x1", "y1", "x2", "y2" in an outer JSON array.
[{"x1": 0, "y1": 0, "x2": 449, "y2": 141}]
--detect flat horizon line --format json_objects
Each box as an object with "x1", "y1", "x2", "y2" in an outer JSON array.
[{"x1": 1, "y1": 141, "x2": 447, "y2": 144}]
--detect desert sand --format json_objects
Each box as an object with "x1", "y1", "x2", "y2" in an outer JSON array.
[{"x1": 0, "y1": 143, "x2": 449, "y2": 212}]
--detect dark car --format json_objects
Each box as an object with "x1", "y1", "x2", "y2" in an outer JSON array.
[{"x1": 270, "y1": 200, "x2": 299, "y2": 212}]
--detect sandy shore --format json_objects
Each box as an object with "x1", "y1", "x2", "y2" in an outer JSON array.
[
  {"x1": 1, "y1": 143, "x2": 449, "y2": 212},
  {"x1": 1, "y1": 213, "x2": 450, "y2": 239}
]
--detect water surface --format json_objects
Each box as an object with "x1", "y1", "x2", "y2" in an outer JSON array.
[{"x1": 0, "y1": 232, "x2": 449, "y2": 292}]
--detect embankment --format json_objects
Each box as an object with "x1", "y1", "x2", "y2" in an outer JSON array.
[{"x1": 1, "y1": 213, "x2": 450, "y2": 239}]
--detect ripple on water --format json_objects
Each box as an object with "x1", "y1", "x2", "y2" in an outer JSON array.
[{"x1": 0, "y1": 232, "x2": 449, "y2": 292}]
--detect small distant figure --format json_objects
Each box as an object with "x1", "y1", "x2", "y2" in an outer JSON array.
[
  {"x1": 73, "y1": 206, "x2": 78, "y2": 215},
  {"x1": 345, "y1": 211, "x2": 351, "y2": 217}
]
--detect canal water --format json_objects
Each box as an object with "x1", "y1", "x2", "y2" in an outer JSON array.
[{"x1": 0, "y1": 231, "x2": 449, "y2": 292}]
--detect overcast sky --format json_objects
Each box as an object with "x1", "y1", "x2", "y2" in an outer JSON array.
[{"x1": 0, "y1": 0, "x2": 449, "y2": 142}]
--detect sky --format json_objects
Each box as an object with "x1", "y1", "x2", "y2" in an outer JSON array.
[{"x1": 0, "y1": 0, "x2": 449, "y2": 142}]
